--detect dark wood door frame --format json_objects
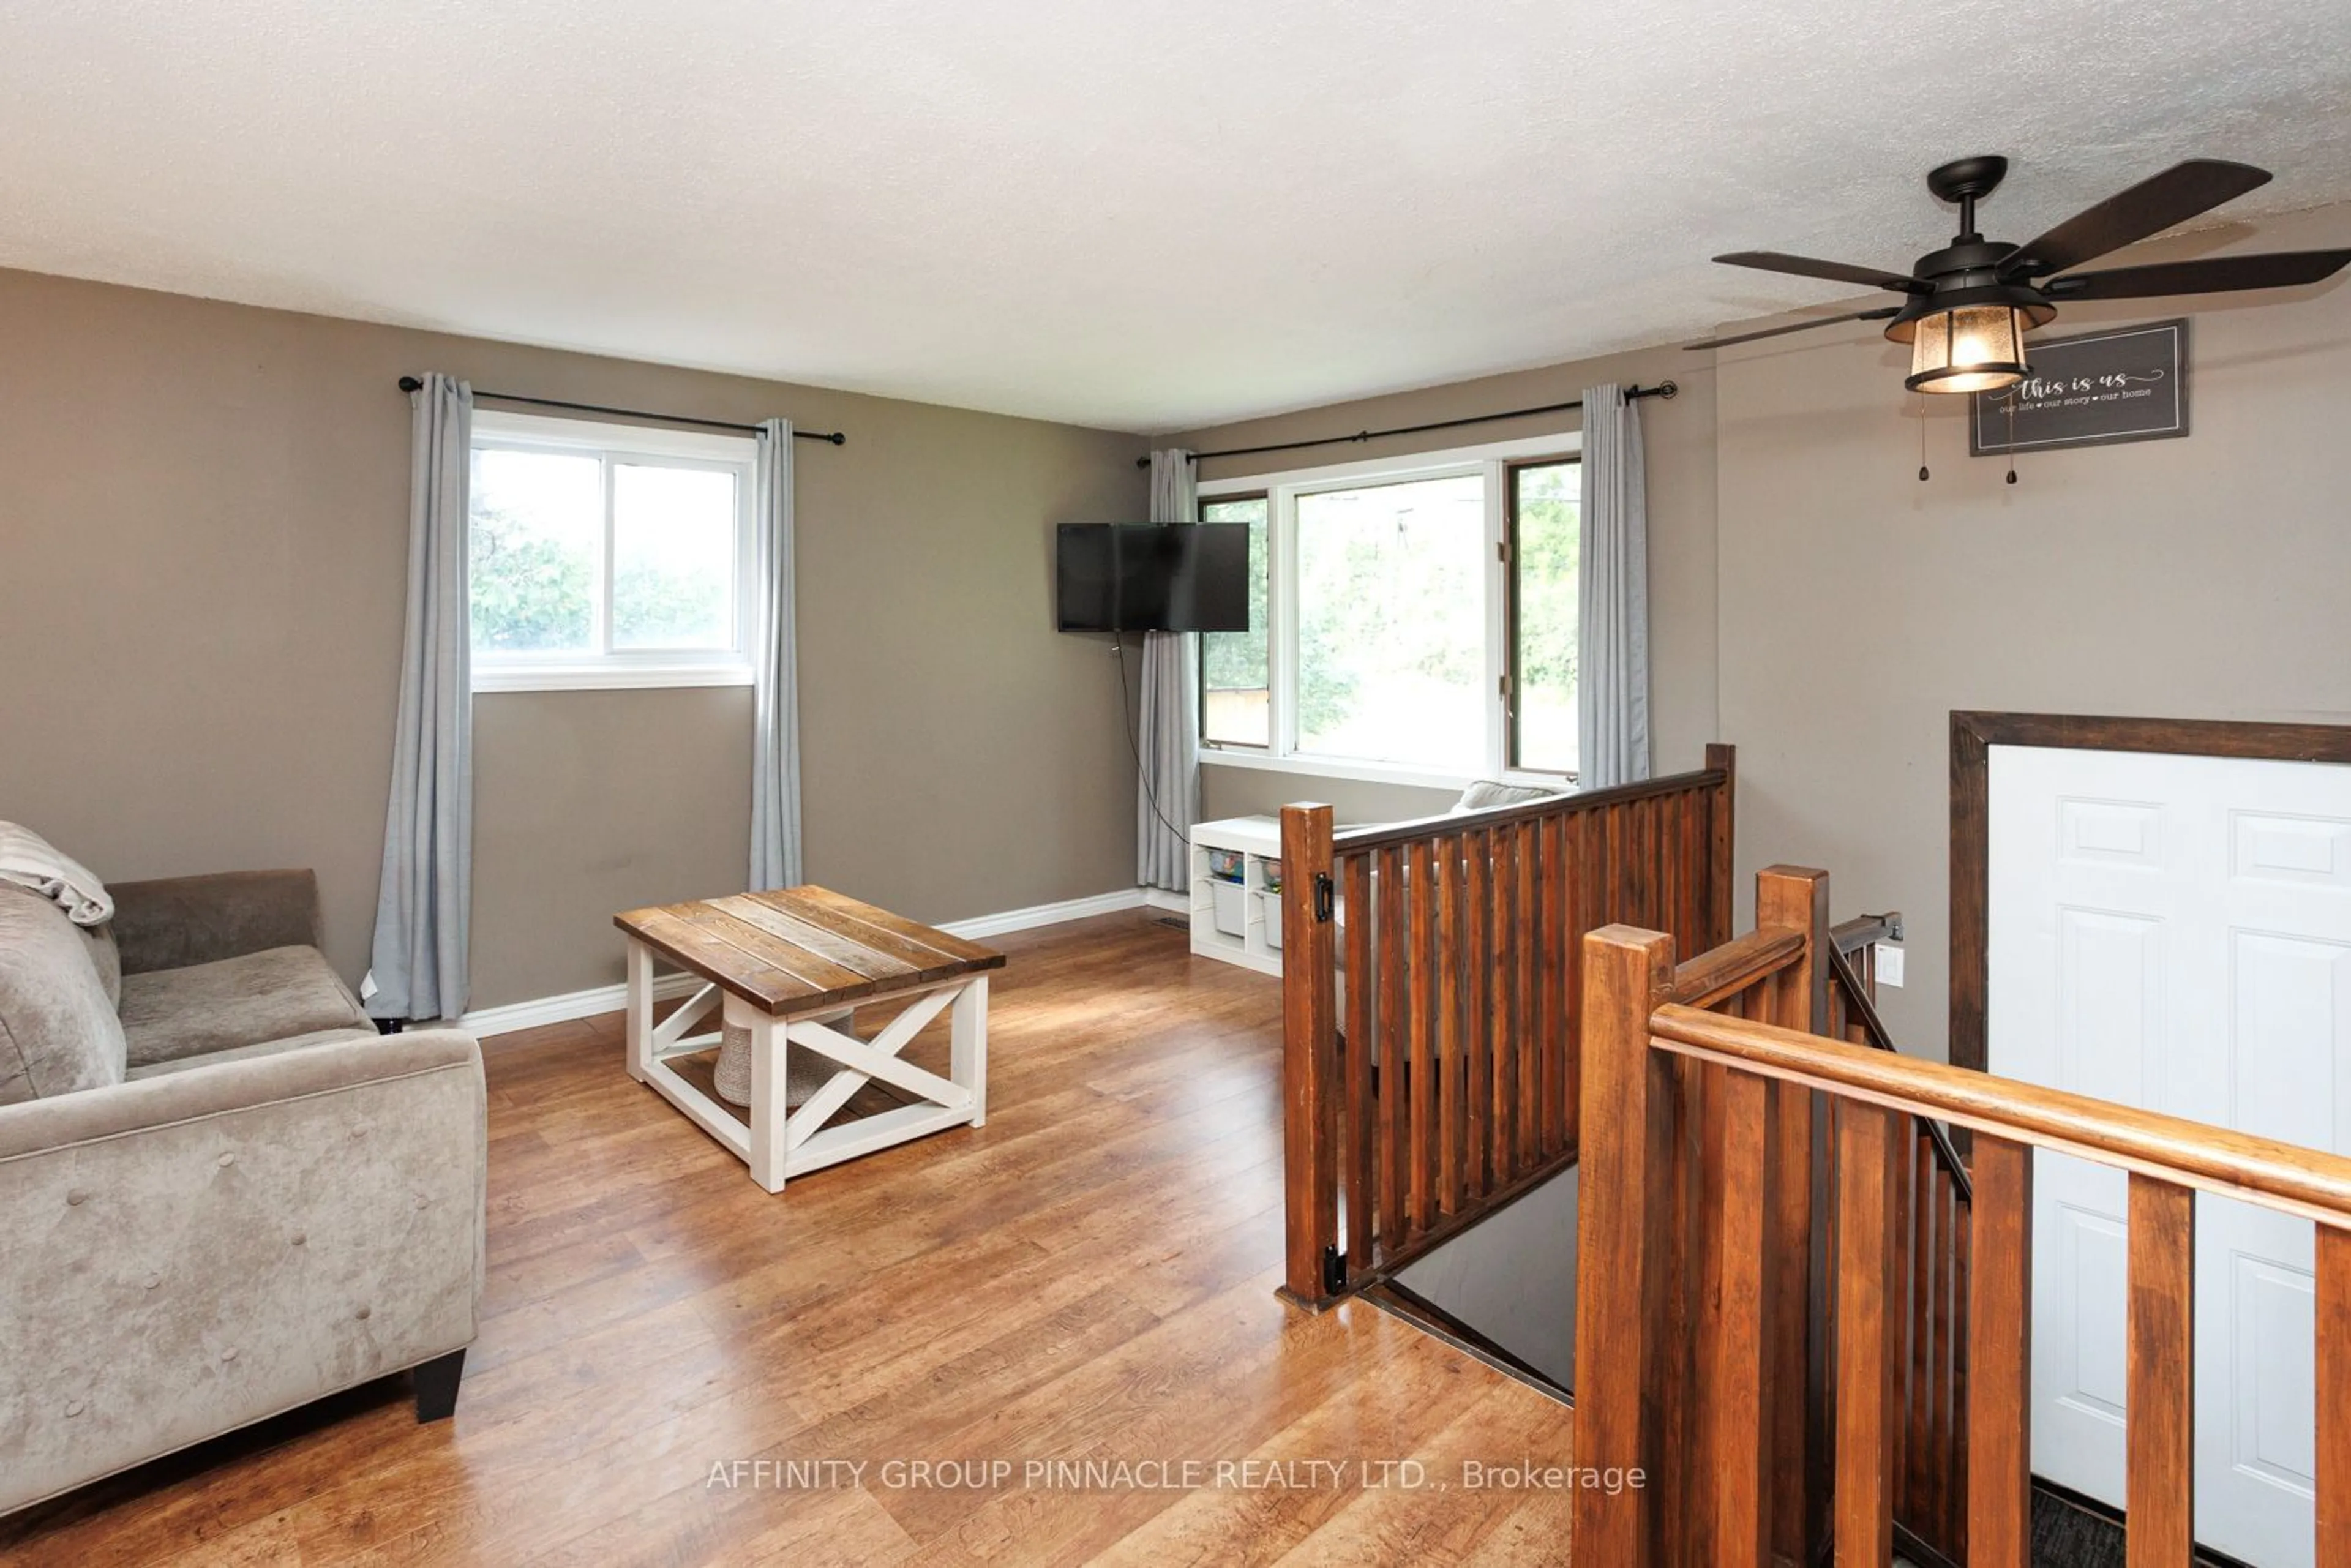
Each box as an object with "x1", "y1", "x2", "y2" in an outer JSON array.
[{"x1": 1949, "y1": 710, "x2": 2351, "y2": 1073}]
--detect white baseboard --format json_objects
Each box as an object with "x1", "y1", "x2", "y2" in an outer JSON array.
[
  {"x1": 466, "y1": 886, "x2": 1169, "y2": 1039},
  {"x1": 462, "y1": 970, "x2": 703, "y2": 1038},
  {"x1": 1141, "y1": 886, "x2": 1188, "y2": 915},
  {"x1": 936, "y1": 887, "x2": 1149, "y2": 940}
]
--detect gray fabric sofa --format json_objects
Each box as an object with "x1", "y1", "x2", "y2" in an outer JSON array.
[{"x1": 0, "y1": 871, "x2": 485, "y2": 1517}]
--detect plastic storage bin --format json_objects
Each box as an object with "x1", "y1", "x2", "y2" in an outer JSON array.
[{"x1": 1211, "y1": 879, "x2": 1248, "y2": 939}]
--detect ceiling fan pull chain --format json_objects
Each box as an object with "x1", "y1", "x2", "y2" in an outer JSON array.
[
  {"x1": 1918, "y1": 396, "x2": 1930, "y2": 482},
  {"x1": 2006, "y1": 399, "x2": 2019, "y2": 485}
]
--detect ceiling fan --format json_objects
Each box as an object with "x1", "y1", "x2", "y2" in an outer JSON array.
[{"x1": 1687, "y1": 155, "x2": 2350, "y2": 391}]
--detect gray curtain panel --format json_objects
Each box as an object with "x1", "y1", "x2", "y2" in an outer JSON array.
[
  {"x1": 1577, "y1": 383, "x2": 1651, "y2": 789},
  {"x1": 1135, "y1": 450, "x2": 1199, "y2": 891},
  {"x1": 367, "y1": 373, "x2": 474, "y2": 1021},
  {"x1": 749, "y1": 418, "x2": 804, "y2": 892}
]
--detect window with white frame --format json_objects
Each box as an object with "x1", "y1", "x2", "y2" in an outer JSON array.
[
  {"x1": 1196, "y1": 435, "x2": 1581, "y2": 786},
  {"x1": 468, "y1": 410, "x2": 757, "y2": 691}
]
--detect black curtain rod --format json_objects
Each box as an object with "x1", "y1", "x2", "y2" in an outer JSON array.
[
  {"x1": 1133, "y1": 380, "x2": 1677, "y2": 469},
  {"x1": 396, "y1": 377, "x2": 846, "y2": 445}
]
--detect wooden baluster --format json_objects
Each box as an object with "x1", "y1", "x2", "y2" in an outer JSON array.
[
  {"x1": 1406, "y1": 839, "x2": 1437, "y2": 1237},
  {"x1": 1950, "y1": 1189, "x2": 1972, "y2": 1564},
  {"x1": 1925, "y1": 1160, "x2": 1955, "y2": 1552},
  {"x1": 1834, "y1": 1100, "x2": 1902, "y2": 1568},
  {"x1": 1485, "y1": 822, "x2": 1523, "y2": 1189},
  {"x1": 1485, "y1": 825, "x2": 1512, "y2": 1190},
  {"x1": 1708, "y1": 1065, "x2": 1777, "y2": 1567},
  {"x1": 2320, "y1": 1224, "x2": 2351, "y2": 1566},
  {"x1": 1904, "y1": 1133, "x2": 1934, "y2": 1542},
  {"x1": 1889, "y1": 1123, "x2": 1916, "y2": 1529},
  {"x1": 1538, "y1": 812, "x2": 1566, "y2": 1161},
  {"x1": 1565, "y1": 807, "x2": 1599, "y2": 1153},
  {"x1": 1968, "y1": 1136, "x2": 2033, "y2": 1565},
  {"x1": 1341, "y1": 852, "x2": 1374, "y2": 1285},
  {"x1": 1570, "y1": 925, "x2": 1678, "y2": 1568},
  {"x1": 2126, "y1": 1176, "x2": 2195, "y2": 1566},
  {"x1": 1604, "y1": 798, "x2": 1627, "y2": 930},
  {"x1": 1756, "y1": 866, "x2": 1830, "y2": 1567},
  {"x1": 1377, "y1": 845, "x2": 1408, "y2": 1260},
  {"x1": 1686, "y1": 1043, "x2": 1727, "y2": 1568},
  {"x1": 1280, "y1": 803, "x2": 1339, "y2": 1305},
  {"x1": 1673, "y1": 789, "x2": 1698, "y2": 954},
  {"x1": 1452, "y1": 831, "x2": 1479, "y2": 1209},
  {"x1": 1514, "y1": 819, "x2": 1539, "y2": 1174},
  {"x1": 1638, "y1": 793, "x2": 1662, "y2": 926}
]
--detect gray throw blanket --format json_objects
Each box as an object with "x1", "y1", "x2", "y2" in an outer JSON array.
[{"x1": 0, "y1": 822, "x2": 114, "y2": 926}]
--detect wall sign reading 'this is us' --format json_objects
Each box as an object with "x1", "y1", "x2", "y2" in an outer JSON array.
[{"x1": 1971, "y1": 318, "x2": 2188, "y2": 457}]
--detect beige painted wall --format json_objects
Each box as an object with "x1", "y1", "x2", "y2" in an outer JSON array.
[
  {"x1": 1714, "y1": 203, "x2": 2351, "y2": 1056},
  {"x1": 0, "y1": 268, "x2": 1147, "y2": 1008},
  {"x1": 1171, "y1": 341, "x2": 1722, "y2": 823}
]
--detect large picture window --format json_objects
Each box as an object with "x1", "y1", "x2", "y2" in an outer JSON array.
[
  {"x1": 468, "y1": 411, "x2": 756, "y2": 691},
  {"x1": 1196, "y1": 435, "x2": 1580, "y2": 786}
]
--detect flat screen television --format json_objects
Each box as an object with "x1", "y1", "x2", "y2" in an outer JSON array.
[{"x1": 1056, "y1": 523, "x2": 1250, "y2": 633}]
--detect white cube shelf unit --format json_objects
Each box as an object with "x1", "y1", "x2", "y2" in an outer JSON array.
[{"x1": 1188, "y1": 815, "x2": 1288, "y2": 976}]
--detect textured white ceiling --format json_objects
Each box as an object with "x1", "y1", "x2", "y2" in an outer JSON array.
[{"x1": 2, "y1": 1, "x2": 2347, "y2": 431}]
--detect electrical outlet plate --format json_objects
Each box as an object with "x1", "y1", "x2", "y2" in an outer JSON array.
[{"x1": 1874, "y1": 942, "x2": 1905, "y2": 988}]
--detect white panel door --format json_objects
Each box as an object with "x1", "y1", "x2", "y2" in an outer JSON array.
[{"x1": 1989, "y1": 744, "x2": 2351, "y2": 1567}]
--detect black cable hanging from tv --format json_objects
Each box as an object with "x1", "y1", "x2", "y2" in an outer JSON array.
[
  {"x1": 1131, "y1": 380, "x2": 1677, "y2": 469},
  {"x1": 395, "y1": 377, "x2": 846, "y2": 445}
]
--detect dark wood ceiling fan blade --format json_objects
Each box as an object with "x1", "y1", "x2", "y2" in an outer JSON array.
[
  {"x1": 2042, "y1": 248, "x2": 2351, "y2": 301},
  {"x1": 1997, "y1": 159, "x2": 2272, "y2": 279},
  {"x1": 1712, "y1": 251, "x2": 1929, "y2": 294},
  {"x1": 1683, "y1": 306, "x2": 1903, "y2": 351}
]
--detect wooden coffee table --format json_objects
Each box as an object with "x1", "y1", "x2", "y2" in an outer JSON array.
[{"x1": 613, "y1": 886, "x2": 1005, "y2": 1191}]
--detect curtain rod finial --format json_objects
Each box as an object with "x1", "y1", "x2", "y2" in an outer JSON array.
[{"x1": 397, "y1": 375, "x2": 424, "y2": 393}]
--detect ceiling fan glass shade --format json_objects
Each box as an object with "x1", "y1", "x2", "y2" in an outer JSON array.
[{"x1": 1905, "y1": 304, "x2": 2031, "y2": 394}]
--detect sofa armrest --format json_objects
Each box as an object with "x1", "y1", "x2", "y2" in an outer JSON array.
[
  {"x1": 0, "y1": 1029, "x2": 485, "y2": 1516},
  {"x1": 109, "y1": 869, "x2": 324, "y2": 976}
]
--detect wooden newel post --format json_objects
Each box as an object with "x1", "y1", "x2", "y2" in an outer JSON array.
[
  {"x1": 1280, "y1": 803, "x2": 1340, "y2": 1307},
  {"x1": 1572, "y1": 923, "x2": 1676, "y2": 1566},
  {"x1": 1704, "y1": 743, "x2": 1738, "y2": 948}
]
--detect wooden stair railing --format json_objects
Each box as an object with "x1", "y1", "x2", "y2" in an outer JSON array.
[
  {"x1": 1278, "y1": 745, "x2": 1738, "y2": 1308},
  {"x1": 1575, "y1": 887, "x2": 2351, "y2": 1568}
]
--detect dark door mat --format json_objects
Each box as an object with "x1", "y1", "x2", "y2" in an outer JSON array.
[{"x1": 2030, "y1": 1483, "x2": 2252, "y2": 1568}]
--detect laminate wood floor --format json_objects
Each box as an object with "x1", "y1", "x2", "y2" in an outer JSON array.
[{"x1": 2, "y1": 912, "x2": 1578, "y2": 1567}]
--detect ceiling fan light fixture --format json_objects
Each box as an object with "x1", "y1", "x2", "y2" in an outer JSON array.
[{"x1": 1905, "y1": 304, "x2": 2031, "y2": 394}]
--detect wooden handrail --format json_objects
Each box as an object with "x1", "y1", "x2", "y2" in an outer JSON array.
[
  {"x1": 1829, "y1": 910, "x2": 1902, "y2": 955},
  {"x1": 1329, "y1": 765, "x2": 1725, "y2": 853},
  {"x1": 1669, "y1": 926, "x2": 1803, "y2": 1008},
  {"x1": 1651, "y1": 1003, "x2": 2351, "y2": 1227}
]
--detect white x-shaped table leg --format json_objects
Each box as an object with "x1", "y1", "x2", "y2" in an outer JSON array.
[{"x1": 781, "y1": 983, "x2": 972, "y2": 1152}]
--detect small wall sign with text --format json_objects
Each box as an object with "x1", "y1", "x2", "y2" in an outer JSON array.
[{"x1": 1971, "y1": 318, "x2": 2188, "y2": 457}]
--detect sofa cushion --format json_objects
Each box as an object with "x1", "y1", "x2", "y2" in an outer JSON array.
[
  {"x1": 1451, "y1": 778, "x2": 1565, "y2": 812},
  {"x1": 125, "y1": 1027, "x2": 380, "y2": 1080},
  {"x1": 0, "y1": 885, "x2": 129, "y2": 1105},
  {"x1": 118, "y1": 947, "x2": 371, "y2": 1068}
]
